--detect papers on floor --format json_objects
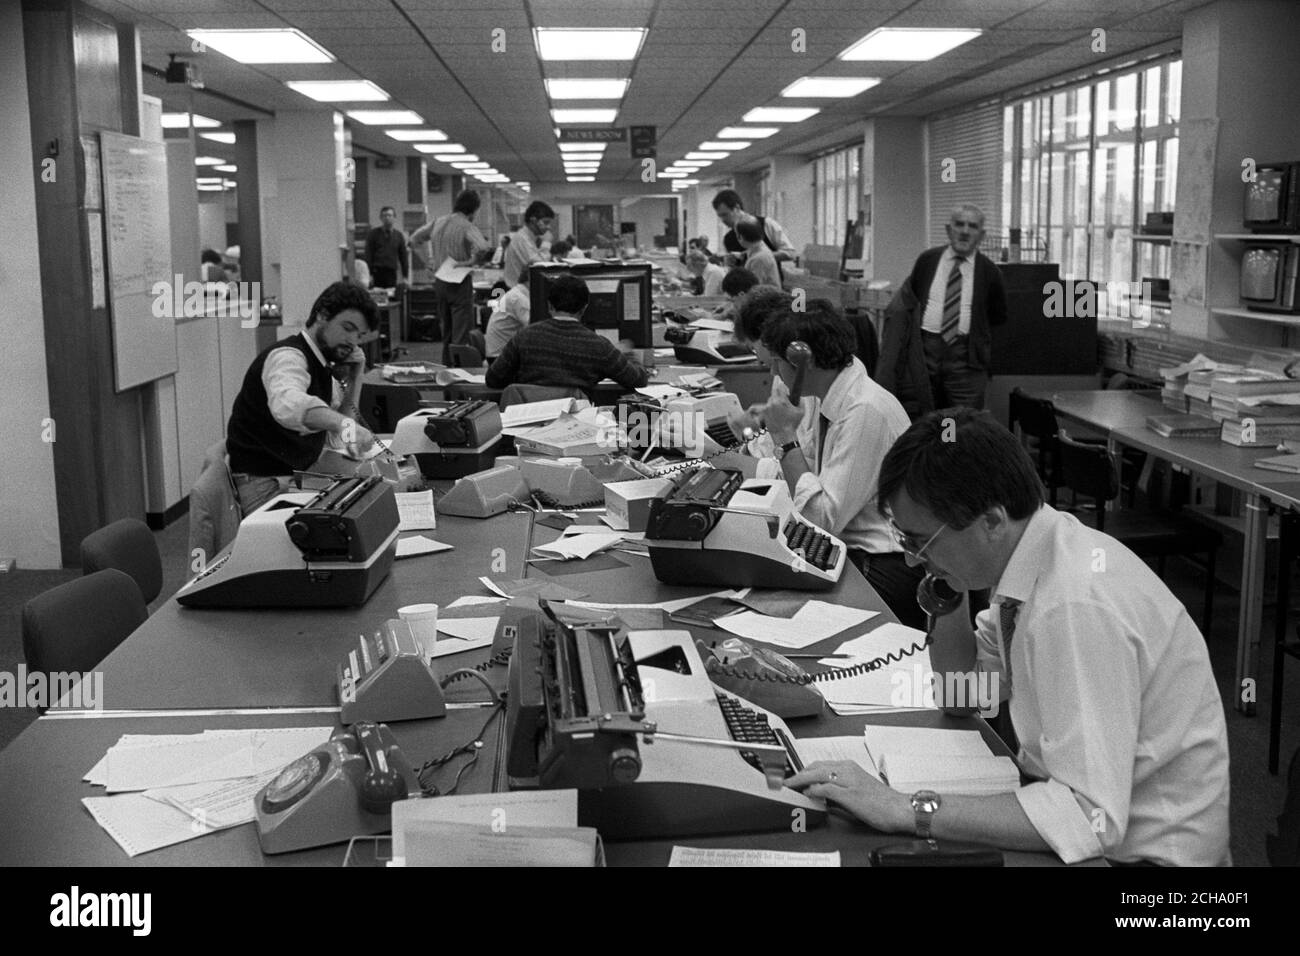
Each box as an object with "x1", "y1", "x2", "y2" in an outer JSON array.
[
  {"x1": 714, "y1": 601, "x2": 878, "y2": 650},
  {"x1": 83, "y1": 727, "x2": 333, "y2": 857},
  {"x1": 396, "y1": 535, "x2": 453, "y2": 559},
  {"x1": 814, "y1": 622, "x2": 937, "y2": 714},
  {"x1": 396, "y1": 490, "x2": 437, "y2": 531},
  {"x1": 668, "y1": 847, "x2": 840, "y2": 867},
  {"x1": 390, "y1": 790, "x2": 600, "y2": 866},
  {"x1": 434, "y1": 256, "x2": 473, "y2": 284}
]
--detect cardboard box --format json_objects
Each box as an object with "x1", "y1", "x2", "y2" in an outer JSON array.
[{"x1": 604, "y1": 477, "x2": 674, "y2": 531}]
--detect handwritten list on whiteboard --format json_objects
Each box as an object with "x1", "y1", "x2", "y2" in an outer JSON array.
[{"x1": 99, "y1": 130, "x2": 178, "y2": 391}]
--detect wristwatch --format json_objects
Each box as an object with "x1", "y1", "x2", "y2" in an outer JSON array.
[
  {"x1": 773, "y1": 439, "x2": 801, "y2": 461},
  {"x1": 911, "y1": 790, "x2": 942, "y2": 838}
]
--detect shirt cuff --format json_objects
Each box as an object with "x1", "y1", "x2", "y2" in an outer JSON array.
[
  {"x1": 1015, "y1": 779, "x2": 1106, "y2": 864},
  {"x1": 754, "y1": 457, "x2": 780, "y2": 480},
  {"x1": 791, "y1": 469, "x2": 822, "y2": 510}
]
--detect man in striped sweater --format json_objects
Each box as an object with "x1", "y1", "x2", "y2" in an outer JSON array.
[{"x1": 486, "y1": 275, "x2": 649, "y2": 398}]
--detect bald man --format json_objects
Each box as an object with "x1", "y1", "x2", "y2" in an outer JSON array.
[{"x1": 907, "y1": 204, "x2": 1007, "y2": 410}]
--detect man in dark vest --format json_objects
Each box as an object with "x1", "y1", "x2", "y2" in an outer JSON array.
[
  {"x1": 712, "y1": 189, "x2": 796, "y2": 270},
  {"x1": 226, "y1": 281, "x2": 379, "y2": 515}
]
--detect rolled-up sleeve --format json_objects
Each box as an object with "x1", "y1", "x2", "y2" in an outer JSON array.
[
  {"x1": 1013, "y1": 600, "x2": 1141, "y2": 863},
  {"x1": 262, "y1": 347, "x2": 334, "y2": 434}
]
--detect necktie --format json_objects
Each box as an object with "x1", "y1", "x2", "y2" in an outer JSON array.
[
  {"x1": 998, "y1": 598, "x2": 1022, "y2": 685},
  {"x1": 817, "y1": 412, "x2": 832, "y2": 468},
  {"x1": 940, "y1": 257, "x2": 965, "y2": 343}
]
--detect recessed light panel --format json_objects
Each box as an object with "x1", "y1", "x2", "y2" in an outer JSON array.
[
  {"x1": 839, "y1": 28, "x2": 981, "y2": 62},
  {"x1": 552, "y1": 109, "x2": 618, "y2": 124},
  {"x1": 286, "y1": 80, "x2": 387, "y2": 102},
  {"x1": 545, "y1": 79, "x2": 629, "y2": 99},
  {"x1": 742, "y1": 107, "x2": 820, "y2": 123},
  {"x1": 385, "y1": 129, "x2": 448, "y2": 142},
  {"x1": 534, "y1": 29, "x2": 646, "y2": 61},
  {"x1": 781, "y1": 77, "x2": 880, "y2": 98},
  {"x1": 717, "y1": 126, "x2": 778, "y2": 139},
  {"x1": 186, "y1": 29, "x2": 333, "y2": 64},
  {"x1": 346, "y1": 110, "x2": 422, "y2": 125}
]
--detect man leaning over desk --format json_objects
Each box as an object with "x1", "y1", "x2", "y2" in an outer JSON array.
[
  {"x1": 225, "y1": 281, "x2": 379, "y2": 516},
  {"x1": 787, "y1": 410, "x2": 1231, "y2": 866}
]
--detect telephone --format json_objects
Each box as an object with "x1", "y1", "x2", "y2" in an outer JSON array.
[
  {"x1": 436, "y1": 464, "x2": 531, "y2": 518},
  {"x1": 337, "y1": 619, "x2": 447, "y2": 724},
  {"x1": 255, "y1": 722, "x2": 418, "y2": 855}
]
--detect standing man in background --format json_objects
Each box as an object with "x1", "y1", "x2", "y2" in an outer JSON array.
[
  {"x1": 907, "y1": 203, "x2": 1007, "y2": 410},
  {"x1": 364, "y1": 206, "x2": 408, "y2": 290},
  {"x1": 712, "y1": 189, "x2": 796, "y2": 268},
  {"x1": 412, "y1": 189, "x2": 493, "y2": 365},
  {"x1": 504, "y1": 201, "x2": 557, "y2": 287}
]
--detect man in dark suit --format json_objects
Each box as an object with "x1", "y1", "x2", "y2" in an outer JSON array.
[{"x1": 906, "y1": 204, "x2": 1007, "y2": 409}]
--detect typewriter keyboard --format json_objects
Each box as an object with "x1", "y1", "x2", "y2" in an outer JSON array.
[
  {"x1": 716, "y1": 693, "x2": 797, "y2": 778},
  {"x1": 783, "y1": 518, "x2": 840, "y2": 571},
  {"x1": 704, "y1": 421, "x2": 736, "y2": 448}
]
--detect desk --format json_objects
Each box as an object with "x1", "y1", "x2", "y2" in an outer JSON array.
[{"x1": 1039, "y1": 389, "x2": 1163, "y2": 439}]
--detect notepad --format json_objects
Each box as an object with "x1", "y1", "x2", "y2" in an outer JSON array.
[{"x1": 395, "y1": 490, "x2": 437, "y2": 531}]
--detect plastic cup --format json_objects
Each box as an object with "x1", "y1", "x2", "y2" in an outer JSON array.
[{"x1": 397, "y1": 603, "x2": 439, "y2": 661}]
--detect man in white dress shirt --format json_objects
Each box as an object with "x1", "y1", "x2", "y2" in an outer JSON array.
[{"x1": 788, "y1": 409, "x2": 1231, "y2": 866}]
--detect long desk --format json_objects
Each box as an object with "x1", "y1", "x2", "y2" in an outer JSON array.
[
  {"x1": 1040, "y1": 389, "x2": 1164, "y2": 439},
  {"x1": 0, "y1": 493, "x2": 1068, "y2": 866}
]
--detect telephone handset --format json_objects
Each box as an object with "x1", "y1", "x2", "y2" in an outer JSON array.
[
  {"x1": 784, "y1": 340, "x2": 812, "y2": 405},
  {"x1": 917, "y1": 573, "x2": 963, "y2": 621}
]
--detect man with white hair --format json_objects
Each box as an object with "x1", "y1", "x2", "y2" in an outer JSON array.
[
  {"x1": 906, "y1": 203, "x2": 1007, "y2": 410},
  {"x1": 685, "y1": 248, "x2": 726, "y2": 296}
]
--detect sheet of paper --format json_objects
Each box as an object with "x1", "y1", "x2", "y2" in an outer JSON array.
[
  {"x1": 715, "y1": 601, "x2": 878, "y2": 649},
  {"x1": 403, "y1": 824, "x2": 598, "y2": 867},
  {"x1": 861, "y1": 727, "x2": 991, "y2": 767},
  {"x1": 396, "y1": 535, "x2": 453, "y2": 559},
  {"x1": 146, "y1": 772, "x2": 275, "y2": 830},
  {"x1": 688, "y1": 317, "x2": 735, "y2": 332},
  {"x1": 104, "y1": 727, "x2": 331, "y2": 792},
  {"x1": 149, "y1": 727, "x2": 333, "y2": 790},
  {"x1": 668, "y1": 847, "x2": 840, "y2": 867},
  {"x1": 478, "y1": 576, "x2": 588, "y2": 602},
  {"x1": 83, "y1": 794, "x2": 221, "y2": 857},
  {"x1": 434, "y1": 368, "x2": 485, "y2": 385},
  {"x1": 533, "y1": 532, "x2": 625, "y2": 561},
  {"x1": 793, "y1": 735, "x2": 882, "y2": 779},
  {"x1": 391, "y1": 789, "x2": 577, "y2": 858},
  {"x1": 819, "y1": 649, "x2": 936, "y2": 714},
  {"x1": 434, "y1": 257, "x2": 473, "y2": 284},
  {"x1": 500, "y1": 398, "x2": 576, "y2": 428},
  {"x1": 395, "y1": 490, "x2": 437, "y2": 531},
  {"x1": 564, "y1": 589, "x2": 740, "y2": 615},
  {"x1": 635, "y1": 384, "x2": 689, "y2": 401},
  {"x1": 436, "y1": 616, "x2": 499, "y2": 648},
  {"x1": 446, "y1": 595, "x2": 507, "y2": 609}
]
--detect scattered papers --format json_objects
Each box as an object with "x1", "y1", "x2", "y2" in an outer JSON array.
[
  {"x1": 396, "y1": 490, "x2": 437, "y2": 531},
  {"x1": 147, "y1": 773, "x2": 275, "y2": 831},
  {"x1": 501, "y1": 398, "x2": 577, "y2": 429},
  {"x1": 477, "y1": 576, "x2": 588, "y2": 602},
  {"x1": 688, "y1": 317, "x2": 735, "y2": 332},
  {"x1": 533, "y1": 532, "x2": 626, "y2": 561},
  {"x1": 434, "y1": 616, "x2": 499, "y2": 656},
  {"x1": 446, "y1": 595, "x2": 507, "y2": 609},
  {"x1": 669, "y1": 847, "x2": 840, "y2": 867},
  {"x1": 563, "y1": 590, "x2": 741, "y2": 616},
  {"x1": 674, "y1": 371, "x2": 723, "y2": 390},
  {"x1": 396, "y1": 535, "x2": 453, "y2": 559},
  {"x1": 635, "y1": 384, "x2": 689, "y2": 402},
  {"x1": 714, "y1": 601, "x2": 878, "y2": 650},
  {"x1": 816, "y1": 623, "x2": 937, "y2": 714},
  {"x1": 83, "y1": 793, "x2": 224, "y2": 858},
  {"x1": 434, "y1": 257, "x2": 473, "y2": 284}
]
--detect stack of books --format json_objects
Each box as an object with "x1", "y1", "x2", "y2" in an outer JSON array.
[
  {"x1": 1146, "y1": 413, "x2": 1222, "y2": 438},
  {"x1": 1210, "y1": 373, "x2": 1300, "y2": 446}
]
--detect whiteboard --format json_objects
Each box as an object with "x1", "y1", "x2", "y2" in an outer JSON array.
[{"x1": 99, "y1": 131, "x2": 178, "y2": 391}]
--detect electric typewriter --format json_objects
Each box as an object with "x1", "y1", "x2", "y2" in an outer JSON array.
[
  {"x1": 665, "y1": 327, "x2": 755, "y2": 364},
  {"x1": 176, "y1": 476, "x2": 399, "y2": 608},
  {"x1": 389, "y1": 402, "x2": 504, "y2": 479},
  {"x1": 643, "y1": 468, "x2": 846, "y2": 590},
  {"x1": 505, "y1": 606, "x2": 824, "y2": 839}
]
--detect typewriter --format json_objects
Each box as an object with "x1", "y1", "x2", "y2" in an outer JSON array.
[
  {"x1": 389, "y1": 402, "x2": 504, "y2": 479},
  {"x1": 643, "y1": 468, "x2": 846, "y2": 590},
  {"x1": 505, "y1": 607, "x2": 824, "y2": 839},
  {"x1": 176, "y1": 476, "x2": 399, "y2": 608},
  {"x1": 665, "y1": 327, "x2": 756, "y2": 365}
]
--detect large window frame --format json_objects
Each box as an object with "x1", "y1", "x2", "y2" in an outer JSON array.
[{"x1": 812, "y1": 145, "x2": 862, "y2": 247}]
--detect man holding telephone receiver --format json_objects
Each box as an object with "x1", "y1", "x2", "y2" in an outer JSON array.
[{"x1": 226, "y1": 280, "x2": 380, "y2": 515}]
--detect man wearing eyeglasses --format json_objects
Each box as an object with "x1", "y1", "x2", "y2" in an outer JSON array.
[
  {"x1": 787, "y1": 409, "x2": 1230, "y2": 866},
  {"x1": 907, "y1": 204, "x2": 1007, "y2": 410}
]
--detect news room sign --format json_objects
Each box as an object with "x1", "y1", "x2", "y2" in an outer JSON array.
[{"x1": 558, "y1": 128, "x2": 627, "y2": 143}]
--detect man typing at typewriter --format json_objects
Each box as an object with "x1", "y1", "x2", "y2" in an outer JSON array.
[
  {"x1": 788, "y1": 410, "x2": 1230, "y2": 866},
  {"x1": 226, "y1": 281, "x2": 380, "y2": 515},
  {"x1": 725, "y1": 301, "x2": 924, "y2": 628}
]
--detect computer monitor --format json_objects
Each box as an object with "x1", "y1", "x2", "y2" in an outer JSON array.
[{"x1": 528, "y1": 261, "x2": 654, "y2": 348}]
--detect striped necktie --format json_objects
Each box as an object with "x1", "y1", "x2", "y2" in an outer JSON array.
[
  {"x1": 939, "y1": 256, "x2": 966, "y2": 343},
  {"x1": 998, "y1": 598, "x2": 1021, "y2": 685}
]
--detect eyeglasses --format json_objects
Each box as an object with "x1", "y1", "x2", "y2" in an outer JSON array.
[{"x1": 889, "y1": 520, "x2": 948, "y2": 559}]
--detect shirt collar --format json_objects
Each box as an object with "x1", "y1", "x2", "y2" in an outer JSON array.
[
  {"x1": 818, "y1": 356, "x2": 866, "y2": 422},
  {"x1": 945, "y1": 245, "x2": 970, "y2": 265},
  {"x1": 992, "y1": 504, "x2": 1053, "y2": 605},
  {"x1": 300, "y1": 329, "x2": 329, "y2": 367}
]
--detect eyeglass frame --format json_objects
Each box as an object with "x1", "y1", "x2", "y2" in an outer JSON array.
[{"x1": 889, "y1": 519, "x2": 948, "y2": 560}]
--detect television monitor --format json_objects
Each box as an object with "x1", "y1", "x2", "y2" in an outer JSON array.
[
  {"x1": 528, "y1": 261, "x2": 654, "y2": 348},
  {"x1": 1244, "y1": 161, "x2": 1300, "y2": 232},
  {"x1": 1240, "y1": 244, "x2": 1300, "y2": 314}
]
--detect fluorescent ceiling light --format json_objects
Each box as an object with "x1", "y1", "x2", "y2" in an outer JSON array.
[
  {"x1": 545, "y1": 79, "x2": 629, "y2": 100},
  {"x1": 186, "y1": 29, "x2": 333, "y2": 64},
  {"x1": 346, "y1": 110, "x2": 422, "y2": 125},
  {"x1": 214, "y1": 164, "x2": 237, "y2": 173},
  {"x1": 196, "y1": 177, "x2": 223, "y2": 184},
  {"x1": 223, "y1": 180, "x2": 237, "y2": 188},
  {"x1": 686, "y1": 152, "x2": 727, "y2": 160},
  {"x1": 675, "y1": 179, "x2": 699, "y2": 185},
  {"x1": 565, "y1": 165, "x2": 600, "y2": 172},
  {"x1": 451, "y1": 161, "x2": 487, "y2": 169},
  {"x1": 559, "y1": 142, "x2": 607, "y2": 152},
  {"x1": 673, "y1": 161, "x2": 708, "y2": 169},
  {"x1": 699, "y1": 141, "x2": 748, "y2": 151},
  {"x1": 200, "y1": 131, "x2": 235, "y2": 144},
  {"x1": 559, "y1": 152, "x2": 604, "y2": 161},
  {"x1": 162, "y1": 112, "x2": 219, "y2": 129},
  {"x1": 515, "y1": 182, "x2": 529, "y2": 187},
  {"x1": 551, "y1": 109, "x2": 617, "y2": 124},
  {"x1": 197, "y1": 184, "x2": 224, "y2": 191},
  {"x1": 286, "y1": 80, "x2": 387, "y2": 102},
  {"x1": 839, "y1": 28, "x2": 981, "y2": 61},
  {"x1": 742, "y1": 107, "x2": 820, "y2": 123},
  {"x1": 194, "y1": 156, "x2": 225, "y2": 166},
  {"x1": 781, "y1": 76, "x2": 880, "y2": 98},
  {"x1": 659, "y1": 171, "x2": 687, "y2": 178},
  {"x1": 447, "y1": 154, "x2": 479, "y2": 163},
  {"x1": 717, "y1": 126, "x2": 778, "y2": 139},
  {"x1": 386, "y1": 129, "x2": 448, "y2": 142},
  {"x1": 480, "y1": 175, "x2": 510, "y2": 182},
  {"x1": 566, "y1": 176, "x2": 595, "y2": 182},
  {"x1": 534, "y1": 28, "x2": 646, "y2": 61},
  {"x1": 418, "y1": 144, "x2": 465, "y2": 155}
]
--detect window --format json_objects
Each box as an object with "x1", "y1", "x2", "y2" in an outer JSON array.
[
  {"x1": 813, "y1": 145, "x2": 861, "y2": 246},
  {"x1": 756, "y1": 169, "x2": 772, "y2": 220},
  {"x1": 1003, "y1": 56, "x2": 1180, "y2": 326}
]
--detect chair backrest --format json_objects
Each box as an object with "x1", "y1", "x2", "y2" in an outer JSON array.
[
  {"x1": 449, "y1": 344, "x2": 484, "y2": 368},
  {"x1": 188, "y1": 441, "x2": 242, "y2": 566},
  {"x1": 1057, "y1": 429, "x2": 1120, "y2": 515},
  {"x1": 22, "y1": 569, "x2": 147, "y2": 677},
  {"x1": 79, "y1": 518, "x2": 162, "y2": 604},
  {"x1": 363, "y1": 382, "x2": 421, "y2": 432},
  {"x1": 499, "y1": 383, "x2": 586, "y2": 410},
  {"x1": 843, "y1": 307, "x2": 879, "y2": 379},
  {"x1": 468, "y1": 328, "x2": 487, "y2": 358},
  {"x1": 1008, "y1": 387, "x2": 1059, "y2": 441}
]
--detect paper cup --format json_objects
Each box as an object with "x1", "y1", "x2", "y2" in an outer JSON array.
[{"x1": 398, "y1": 603, "x2": 439, "y2": 661}]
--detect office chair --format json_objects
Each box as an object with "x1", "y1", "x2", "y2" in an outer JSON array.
[
  {"x1": 22, "y1": 569, "x2": 146, "y2": 683},
  {"x1": 189, "y1": 441, "x2": 242, "y2": 566},
  {"x1": 842, "y1": 307, "x2": 879, "y2": 379},
  {"x1": 1269, "y1": 511, "x2": 1300, "y2": 774},
  {"x1": 450, "y1": 329, "x2": 488, "y2": 368},
  {"x1": 79, "y1": 518, "x2": 162, "y2": 604},
  {"x1": 1008, "y1": 388, "x2": 1062, "y2": 506},
  {"x1": 499, "y1": 383, "x2": 586, "y2": 410},
  {"x1": 1056, "y1": 430, "x2": 1220, "y2": 635}
]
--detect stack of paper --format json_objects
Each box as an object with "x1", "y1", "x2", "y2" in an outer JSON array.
[
  {"x1": 500, "y1": 398, "x2": 580, "y2": 430},
  {"x1": 713, "y1": 601, "x2": 878, "y2": 650},
  {"x1": 83, "y1": 727, "x2": 333, "y2": 857},
  {"x1": 813, "y1": 622, "x2": 936, "y2": 714},
  {"x1": 862, "y1": 726, "x2": 1018, "y2": 795}
]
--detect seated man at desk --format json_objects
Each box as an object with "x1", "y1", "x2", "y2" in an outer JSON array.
[
  {"x1": 484, "y1": 279, "x2": 531, "y2": 359},
  {"x1": 486, "y1": 274, "x2": 649, "y2": 397},
  {"x1": 685, "y1": 248, "x2": 727, "y2": 296},
  {"x1": 788, "y1": 409, "x2": 1231, "y2": 866},
  {"x1": 226, "y1": 281, "x2": 379, "y2": 515},
  {"x1": 730, "y1": 301, "x2": 922, "y2": 628}
]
